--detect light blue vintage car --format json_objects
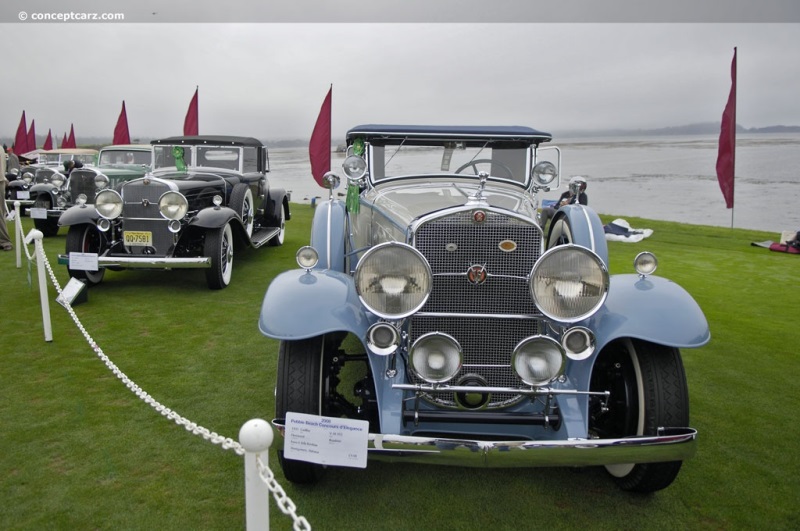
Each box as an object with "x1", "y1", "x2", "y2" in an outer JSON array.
[{"x1": 259, "y1": 125, "x2": 709, "y2": 492}]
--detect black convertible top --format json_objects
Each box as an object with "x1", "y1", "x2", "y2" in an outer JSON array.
[
  {"x1": 151, "y1": 135, "x2": 264, "y2": 147},
  {"x1": 346, "y1": 124, "x2": 552, "y2": 147}
]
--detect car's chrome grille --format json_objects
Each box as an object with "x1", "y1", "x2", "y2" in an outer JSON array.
[
  {"x1": 69, "y1": 170, "x2": 98, "y2": 203},
  {"x1": 120, "y1": 181, "x2": 174, "y2": 255},
  {"x1": 410, "y1": 210, "x2": 543, "y2": 408}
]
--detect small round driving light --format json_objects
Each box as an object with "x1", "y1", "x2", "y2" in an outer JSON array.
[
  {"x1": 97, "y1": 218, "x2": 111, "y2": 232},
  {"x1": 212, "y1": 195, "x2": 223, "y2": 207},
  {"x1": 634, "y1": 251, "x2": 658, "y2": 277},
  {"x1": 530, "y1": 245, "x2": 609, "y2": 322},
  {"x1": 513, "y1": 336, "x2": 565, "y2": 386},
  {"x1": 168, "y1": 219, "x2": 182, "y2": 233},
  {"x1": 322, "y1": 171, "x2": 341, "y2": 190},
  {"x1": 410, "y1": 332, "x2": 462, "y2": 384},
  {"x1": 94, "y1": 173, "x2": 110, "y2": 190},
  {"x1": 296, "y1": 246, "x2": 319, "y2": 269},
  {"x1": 95, "y1": 189, "x2": 123, "y2": 219},
  {"x1": 367, "y1": 322, "x2": 400, "y2": 356},
  {"x1": 75, "y1": 194, "x2": 88, "y2": 207},
  {"x1": 159, "y1": 191, "x2": 188, "y2": 220},
  {"x1": 562, "y1": 326, "x2": 595, "y2": 361},
  {"x1": 343, "y1": 155, "x2": 367, "y2": 180},
  {"x1": 532, "y1": 161, "x2": 558, "y2": 186},
  {"x1": 22, "y1": 171, "x2": 33, "y2": 184},
  {"x1": 355, "y1": 242, "x2": 432, "y2": 319}
]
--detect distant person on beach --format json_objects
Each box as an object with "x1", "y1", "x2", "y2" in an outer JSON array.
[{"x1": 539, "y1": 175, "x2": 588, "y2": 232}]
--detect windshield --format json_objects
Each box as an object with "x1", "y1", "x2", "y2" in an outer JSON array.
[
  {"x1": 368, "y1": 144, "x2": 531, "y2": 186},
  {"x1": 99, "y1": 149, "x2": 151, "y2": 166},
  {"x1": 153, "y1": 145, "x2": 242, "y2": 171}
]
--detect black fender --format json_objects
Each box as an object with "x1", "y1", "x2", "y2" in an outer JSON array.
[
  {"x1": 28, "y1": 185, "x2": 57, "y2": 204},
  {"x1": 187, "y1": 206, "x2": 251, "y2": 249},
  {"x1": 264, "y1": 187, "x2": 291, "y2": 226},
  {"x1": 58, "y1": 204, "x2": 100, "y2": 227}
]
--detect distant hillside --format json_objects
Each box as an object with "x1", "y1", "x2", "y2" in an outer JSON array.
[{"x1": 4, "y1": 123, "x2": 800, "y2": 149}]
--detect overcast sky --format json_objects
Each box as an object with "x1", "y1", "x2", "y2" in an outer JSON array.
[{"x1": 2, "y1": 0, "x2": 799, "y2": 143}]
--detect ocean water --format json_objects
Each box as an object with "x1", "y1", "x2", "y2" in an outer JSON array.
[{"x1": 266, "y1": 133, "x2": 800, "y2": 233}]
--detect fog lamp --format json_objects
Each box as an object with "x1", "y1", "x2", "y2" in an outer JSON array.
[
  {"x1": 513, "y1": 336, "x2": 565, "y2": 386},
  {"x1": 367, "y1": 322, "x2": 400, "y2": 356},
  {"x1": 213, "y1": 195, "x2": 223, "y2": 207},
  {"x1": 97, "y1": 218, "x2": 111, "y2": 232},
  {"x1": 168, "y1": 219, "x2": 182, "y2": 233},
  {"x1": 562, "y1": 327, "x2": 595, "y2": 361},
  {"x1": 410, "y1": 332, "x2": 462, "y2": 384}
]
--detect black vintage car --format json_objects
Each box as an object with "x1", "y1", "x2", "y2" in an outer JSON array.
[{"x1": 58, "y1": 135, "x2": 290, "y2": 289}]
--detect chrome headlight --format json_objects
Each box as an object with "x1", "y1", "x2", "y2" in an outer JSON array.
[
  {"x1": 159, "y1": 191, "x2": 188, "y2": 220},
  {"x1": 530, "y1": 245, "x2": 609, "y2": 322},
  {"x1": 532, "y1": 161, "x2": 557, "y2": 186},
  {"x1": 94, "y1": 173, "x2": 110, "y2": 190},
  {"x1": 410, "y1": 332, "x2": 462, "y2": 383},
  {"x1": 354, "y1": 242, "x2": 432, "y2": 319},
  {"x1": 343, "y1": 155, "x2": 367, "y2": 180},
  {"x1": 634, "y1": 251, "x2": 658, "y2": 277},
  {"x1": 22, "y1": 171, "x2": 34, "y2": 184},
  {"x1": 296, "y1": 246, "x2": 319, "y2": 270},
  {"x1": 95, "y1": 189, "x2": 123, "y2": 219},
  {"x1": 50, "y1": 172, "x2": 65, "y2": 188},
  {"x1": 513, "y1": 336, "x2": 565, "y2": 386}
]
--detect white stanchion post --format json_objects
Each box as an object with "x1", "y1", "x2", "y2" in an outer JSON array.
[
  {"x1": 32, "y1": 230, "x2": 53, "y2": 342},
  {"x1": 239, "y1": 419, "x2": 274, "y2": 531},
  {"x1": 14, "y1": 201, "x2": 21, "y2": 269}
]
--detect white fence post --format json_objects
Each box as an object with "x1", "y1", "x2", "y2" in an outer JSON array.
[
  {"x1": 239, "y1": 419, "x2": 273, "y2": 531},
  {"x1": 31, "y1": 230, "x2": 53, "y2": 342},
  {"x1": 14, "y1": 201, "x2": 22, "y2": 269}
]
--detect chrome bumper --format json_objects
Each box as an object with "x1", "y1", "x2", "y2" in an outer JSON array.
[
  {"x1": 271, "y1": 421, "x2": 696, "y2": 467},
  {"x1": 58, "y1": 254, "x2": 210, "y2": 269}
]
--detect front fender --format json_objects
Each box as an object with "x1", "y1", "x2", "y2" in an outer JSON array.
[
  {"x1": 259, "y1": 268, "x2": 372, "y2": 341},
  {"x1": 553, "y1": 205, "x2": 608, "y2": 265},
  {"x1": 588, "y1": 274, "x2": 711, "y2": 350},
  {"x1": 58, "y1": 205, "x2": 99, "y2": 226},
  {"x1": 310, "y1": 199, "x2": 348, "y2": 272},
  {"x1": 189, "y1": 206, "x2": 238, "y2": 229}
]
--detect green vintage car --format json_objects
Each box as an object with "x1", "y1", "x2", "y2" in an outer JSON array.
[{"x1": 33, "y1": 145, "x2": 152, "y2": 236}]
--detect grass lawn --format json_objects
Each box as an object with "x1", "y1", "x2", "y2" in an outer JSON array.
[{"x1": 1, "y1": 205, "x2": 798, "y2": 530}]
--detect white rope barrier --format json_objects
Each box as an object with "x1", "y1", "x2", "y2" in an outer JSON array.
[{"x1": 13, "y1": 228, "x2": 311, "y2": 530}]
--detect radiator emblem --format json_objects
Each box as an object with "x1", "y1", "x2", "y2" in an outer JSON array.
[
  {"x1": 466, "y1": 264, "x2": 487, "y2": 285},
  {"x1": 498, "y1": 239, "x2": 517, "y2": 253},
  {"x1": 473, "y1": 210, "x2": 486, "y2": 223}
]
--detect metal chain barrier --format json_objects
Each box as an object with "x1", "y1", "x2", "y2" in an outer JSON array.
[
  {"x1": 24, "y1": 234, "x2": 310, "y2": 529},
  {"x1": 255, "y1": 455, "x2": 312, "y2": 531}
]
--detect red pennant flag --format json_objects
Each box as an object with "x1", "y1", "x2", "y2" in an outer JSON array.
[
  {"x1": 113, "y1": 101, "x2": 131, "y2": 145},
  {"x1": 43, "y1": 129, "x2": 53, "y2": 150},
  {"x1": 26, "y1": 119, "x2": 37, "y2": 153},
  {"x1": 60, "y1": 132, "x2": 68, "y2": 149},
  {"x1": 309, "y1": 86, "x2": 332, "y2": 187},
  {"x1": 14, "y1": 111, "x2": 28, "y2": 155},
  {"x1": 184, "y1": 87, "x2": 199, "y2": 136},
  {"x1": 716, "y1": 48, "x2": 736, "y2": 209},
  {"x1": 66, "y1": 124, "x2": 76, "y2": 148}
]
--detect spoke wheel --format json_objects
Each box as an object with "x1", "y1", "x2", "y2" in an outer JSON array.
[
  {"x1": 204, "y1": 222, "x2": 233, "y2": 289},
  {"x1": 65, "y1": 224, "x2": 106, "y2": 285},
  {"x1": 275, "y1": 336, "x2": 328, "y2": 484},
  {"x1": 589, "y1": 339, "x2": 690, "y2": 492},
  {"x1": 268, "y1": 204, "x2": 285, "y2": 246},
  {"x1": 229, "y1": 184, "x2": 254, "y2": 238}
]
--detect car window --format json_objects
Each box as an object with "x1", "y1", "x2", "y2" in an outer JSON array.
[
  {"x1": 197, "y1": 147, "x2": 240, "y2": 171},
  {"x1": 153, "y1": 145, "x2": 191, "y2": 169}
]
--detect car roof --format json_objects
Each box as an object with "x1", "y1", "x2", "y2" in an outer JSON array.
[
  {"x1": 151, "y1": 135, "x2": 264, "y2": 147},
  {"x1": 99, "y1": 144, "x2": 152, "y2": 151},
  {"x1": 346, "y1": 124, "x2": 552, "y2": 147},
  {"x1": 42, "y1": 148, "x2": 99, "y2": 155}
]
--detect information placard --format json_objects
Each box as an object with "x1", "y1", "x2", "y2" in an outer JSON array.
[
  {"x1": 69, "y1": 252, "x2": 99, "y2": 272},
  {"x1": 29, "y1": 207, "x2": 47, "y2": 219},
  {"x1": 284, "y1": 412, "x2": 369, "y2": 468}
]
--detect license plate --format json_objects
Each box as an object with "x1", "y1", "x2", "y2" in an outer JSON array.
[{"x1": 124, "y1": 231, "x2": 152, "y2": 246}]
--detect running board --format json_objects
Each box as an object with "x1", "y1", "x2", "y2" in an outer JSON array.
[{"x1": 250, "y1": 227, "x2": 280, "y2": 248}]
